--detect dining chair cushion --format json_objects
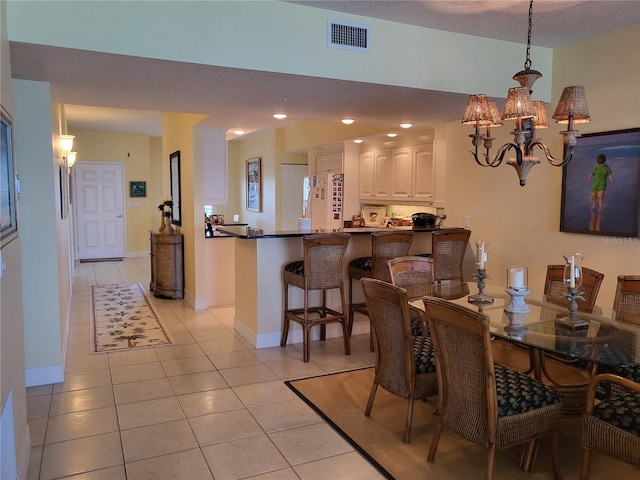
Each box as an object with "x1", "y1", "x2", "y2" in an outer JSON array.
[
  {"x1": 350, "y1": 256, "x2": 372, "y2": 271},
  {"x1": 284, "y1": 260, "x2": 304, "y2": 276},
  {"x1": 413, "y1": 335, "x2": 436, "y2": 374},
  {"x1": 592, "y1": 390, "x2": 640, "y2": 437},
  {"x1": 494, "y1": 365, "x2": 560, "y2": 416}
]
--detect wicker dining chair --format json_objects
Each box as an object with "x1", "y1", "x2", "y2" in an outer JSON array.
[
  {"x1": 613, "y1": 274, "x2": 640, "y2": 326},
  {"x1": 544, "y1": 265, "x2": 605, "y2": 313},
  {"x1": 387, "y1": 255, "x2": 434, "y2": 336},
  {"x1": 281, "y1": 233, "x2": 351, "y2": 362},
  {"x1": 431, "y1": 229, "x2": 471, "y2": 283},
  {"x1": 348, "y1": 231, "x2": 414, "y2": 349},
  {"x1": 423, "y1": 297, "x2": 563, "y2": 480},
  {"x1": 361, "y1": 278, "x2": 438, "y2": 443},
  {"x1": 579, "y1": 373, "x2": 640, "y2": 479}
]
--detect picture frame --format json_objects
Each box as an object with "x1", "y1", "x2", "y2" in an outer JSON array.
[
  {"x1": 246, "y1": 157, "x2": 261, "y2": 212},
  {"x1": 170, "y1": 150, "x2": 181, "y2": 225},
  {"x1": 129, "y1": 181, "x2": 146, "y2": 198},
  {"x1": 560, "y1": 128, "x2": 640, "y2": 238},
  {"x1": 59, "y1": 163, "x2": 69, "y2": 220},
  {"x1": 1, "y1": 106, "x2": 18, "y2": 246}
]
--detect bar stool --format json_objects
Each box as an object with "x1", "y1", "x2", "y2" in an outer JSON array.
[
  {"x1": 281, "y1": 232, "x2": 351, "y2": 362},
  {"x1": 348, "y1": 231, "x2": 414, "y2": 349}
]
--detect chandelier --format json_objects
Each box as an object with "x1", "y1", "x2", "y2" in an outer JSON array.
[{"x1": 462, "y1": 0, "x2": 590, "y2": 186}]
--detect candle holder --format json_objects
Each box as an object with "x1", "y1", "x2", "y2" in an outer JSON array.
[
  {"x1": 505, "y1": 266, "x2": 529, "y2": 313},
  {"x1": 468, "y1": 241, "x2": 495, "y2": 304},
  {"x1": 555, "y1": 286, "x2": 589, "y2": 328}
]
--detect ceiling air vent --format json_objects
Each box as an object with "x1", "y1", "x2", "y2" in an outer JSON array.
[{"x1": 328, "y1": 20, "x2": 369, "y2": 52}]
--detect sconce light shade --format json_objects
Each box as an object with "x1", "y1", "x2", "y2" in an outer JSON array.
[
  {"x1": 59, "y1": 134, "x2": 75, "y2": 156},
  {"x1": 66, "y1": 152, "x2": 77, "y2": 167},
  {"x1": 502, "y1": 87, "x2": 536, "y2": 121},
  {"x1": 462, "y1": 94, "x2": 491, "y2": 125},
  {"x1": 532, "y1": 101, "x2": 549, "y2": 128},
  {"x1": 552, "y1": 86, "x2": 590, "y2": 124}
]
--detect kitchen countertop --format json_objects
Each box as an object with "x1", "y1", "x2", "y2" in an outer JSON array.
[{"x1": 216, "y1": 225, "x2": 460, "y2": 239}]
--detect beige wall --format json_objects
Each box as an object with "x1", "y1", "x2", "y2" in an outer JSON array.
[{"x1": 71, "y1": 130, "x2": 160, "y2": 254}]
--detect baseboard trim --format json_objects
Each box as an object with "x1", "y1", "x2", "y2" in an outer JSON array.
[
  {"x1": 125, "y1": 250, "x2": 150, "y2": 258},
  {"x1": 25, "y1": 364, "x2": 64, "y2": 388}
]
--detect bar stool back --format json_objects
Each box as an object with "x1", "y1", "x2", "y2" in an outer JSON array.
[
  {"x1": 281, "y1": 233, "x2": 351, "y2": 362},
  {"x1": 348, "y1": 231, "x2": 414, "y2": 349}
]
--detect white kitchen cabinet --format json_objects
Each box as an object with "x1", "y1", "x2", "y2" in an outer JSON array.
[
  {"x1": 412, "y1": 144, "x2": 435, "y2": 202},
  {"x1": 389, "y1": 146, "x2": 413, "y2": 200},
  {"x1": 195, "y1": 126, "x2": 228, "y2": 206},
  {"x1": 317, "y1": 152, "x2": 343, "y2": 174},
  {"x1": 359, "y1": 151, "x2": 375, "y2": 198},
  {"x1": 359, "y1": 149, "x2": 391, "y2": 199}
]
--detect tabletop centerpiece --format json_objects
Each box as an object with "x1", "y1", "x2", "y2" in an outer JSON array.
[
  {"x1": 555, "y1": 252, "x2": 589, "y2": 328},
  {"x1": 468, "y1": 240, "x2": 495, "y2": 304}
]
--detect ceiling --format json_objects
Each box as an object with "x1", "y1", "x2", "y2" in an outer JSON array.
[{"x1": 9, "y1": 1, "x2": 640, "y2": 140}]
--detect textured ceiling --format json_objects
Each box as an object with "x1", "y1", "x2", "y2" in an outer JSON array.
[{"x1": 9, "y1": 1, "x2": 640, "y2": 140}]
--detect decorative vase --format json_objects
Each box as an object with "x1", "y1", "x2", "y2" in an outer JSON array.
[
  {"x1": 165, "y1": 216, "x2": 174, "y2": 234},
  {"x1": 158, "y1": 212, "x2": 166, "y2": 232}
]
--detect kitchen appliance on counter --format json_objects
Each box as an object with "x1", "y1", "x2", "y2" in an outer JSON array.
[
  {"x1": 310, "y1": 173, "x2": 343, "y2": 231},
  {"x1": 412, "y1": 212, "x2": 447, "y2": 228}
]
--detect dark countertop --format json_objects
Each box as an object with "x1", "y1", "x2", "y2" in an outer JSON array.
[
  {"x1": 205, "y1": 223, "x2": 247, "y2": 238},
  {"x1": 216, "y1": 225, "x2": 458, "y2": 239}
]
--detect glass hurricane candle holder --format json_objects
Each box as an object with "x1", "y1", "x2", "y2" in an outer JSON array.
[
  {"x1": 468, "y1": 241, "x2": 495, "y2": 304},
  {"x1": 557, "y1": 252, "x2": 588, "y2": 328},
  {"x1": 505, "y1": 266, "x2": 529, "y2": 313}
]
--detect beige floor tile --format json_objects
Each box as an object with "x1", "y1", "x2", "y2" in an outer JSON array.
[
  {"x1": 154, "y1": 343, "x2": 204, "y2": 361},
  {"x1": 198, "y1": 337, "x2": 249, "y2": 355},
  {"x1": 189, "y1": 328, "x2": 235, "y2": 343},
  {"x1": 292, "y1": 451, "x2": 385, "y2": 480},
  {"x1": 269, "y1": 422, "x2": 353, "y2": 465},
  {"x1": 168, "y1": 370, "x2": 229, "y2": 395},
  {"x1": 208, "y1": 349, "x2": 260, "y2": 370},
  {"x1": 201, "y1": 434, "x2": 289, "y2": 480},
  {"x1": 45, "y1": 406, "x2": 119, "y2": 444},
  {"x1": 264, "y1": 358, "x2": 325, "y2": 381},
  {"x1": 26, "y1": 395, "x2": 52, "y2": 419},
  {"x1": 65, "y1": 354, "x2": 110, "y2": 373},
  {"x1": 107, "y1": 349, "x2": 160, "y2": 368},
  {"x1": 110, "y1": 362, "x2": 165, "y2": 384},
  {"x1": 178, "y1": 388, "x2": 244, "y2": 418},
  {"x1": 62, "y1": 465, "x2": 127, "y2": 480},
  {"x1": 50, "y1": 385, "x2": 115, "y2": 415},
  {"x1": 113, "y1": 377, "x2": 174, "y2": 405},
  {"x1": 232, "y1": 380, "x2": 297, "y2": 407},
  {"x1": 117, "y1": 396, "x2": 185, "y2": 430},
  {"x1": 120, "y1": 419, "x2": 199, "y2": 463},
  {"x1": 28, "y1": 418, "x2": 48, "y2": 447},
  {"x1": 161, "y1": 356, "x2": 215, "y2": 376},
  {"x1": 67, "y1": 332, "x2": 89, "y2": 346},
  {"x1": 27, "y1": 446, "x2": 42, "y2": 480},
  {"x1": 68, "y1": 323, "x2": 89, "y2": 337},
  {"x1": 249, "y1": 398, "x2": 322, "y2": 433},
  {"x1": 244, "y1": 468, "x2": 300, "y2": 480},
  {"x1": 189, "y1": 409, "x2": 263, "y2": 446},
  {"x1": 125, "y1": 448, "x2": 213, "y2": 480},
  {"x1": 251, "y1": 344, "x2": 303, "y2": 363},
  {"x1": 311, "y1": 352, "x2": 372, "y2": 373},
  {"x1": 52, "y1": 369, "x2": 112, "y2": 393},
  {"x1": 26, "y1": 385, "x2": 53, "y2": 397},
  {"x1": 39, "y1": 432, "x2": 123, "y2": 480},
  {"x1": 66, "y1": 343, "x2": 94, "y2": 358},
  {"x1": 168, "y1": 332, "x2": 196, "y2": 344},
  {"x1": 218, "y1": 364, "x2": 278, "y2": 387}
]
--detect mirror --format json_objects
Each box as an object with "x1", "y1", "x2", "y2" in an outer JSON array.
[{"x1": 170, "y1": 150, "x2": 181, "y2": 226}]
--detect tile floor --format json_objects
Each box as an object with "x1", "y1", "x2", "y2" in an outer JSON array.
[{"x1": 26, "y1": 258, "x2": 382, "y2": 480}]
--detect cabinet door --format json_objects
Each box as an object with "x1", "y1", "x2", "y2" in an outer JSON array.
[
  {"x1": 359, "y1": 151, "x2": 375, "y2": 198},
  {"x1": 413, "y1": 144, "x2": 434, "y2": 202},
  {"x1": 389, "y1": 146, "x2": 413, "y2": 200},
  {"x1": 373, "y1": 150, "x2": 391, "y2": 198},
  {"x1": 317, "y1": 152, "x2": 344, "y2": 174}
]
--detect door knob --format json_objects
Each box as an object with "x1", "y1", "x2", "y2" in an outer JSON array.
[{"x1": 116, "y1": 214, "x2": 123, "y2": 218}]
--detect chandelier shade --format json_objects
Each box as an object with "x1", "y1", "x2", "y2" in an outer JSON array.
[
  {"x1": 462, "y1": 94, "x2": 492, "y2": 125},
  {"x1": 532, "y1": 101, "x2": 549, "y2": 128},
  {"x1": 502, "y1": 87, "x2": 536, "y2": 121},
  {"x1": 552, "y1": 86, "x2": 591, "y2": 124}
]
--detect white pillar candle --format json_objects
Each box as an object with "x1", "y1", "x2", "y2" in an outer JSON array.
[
  {"x1": 510, "y1": 268, "x2": 524, "y2": 289},
  {"x1": 569, "y1": 255, "x2": 576, "y2": 288},
  {"x1": 478, "y1": 243, "x2": 485, "y2": 269}
]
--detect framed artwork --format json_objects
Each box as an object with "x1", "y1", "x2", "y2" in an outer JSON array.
[
  {"x1": 1, "y1": 106, "x2": 18, "y2": 247},
  {"x1": 246, "y1": 157, "x2": 261, "y2": 212},
  {"x1": 170, "y1": 151, "x2": 181, "y2": 225},
  {"x1": 129, "y1": 181, "x2": 146, "y2": 197},
  {"x1": 59, "y1": 163, "x2": 69, "y2": 219},
  {"x1": 560, "y1": 128, "x2": 640, "y2": 238}
]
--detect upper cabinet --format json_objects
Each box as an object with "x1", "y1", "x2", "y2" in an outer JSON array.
[
  {"x1": 359, "y1": 143, "x2": 436, "y2": 204},
  {"x1": 316, "y1": 152, "x2": 344, "y2": 174},
  {"x1": 195, "y1": 126, "x2": 228, "y2": 206}
]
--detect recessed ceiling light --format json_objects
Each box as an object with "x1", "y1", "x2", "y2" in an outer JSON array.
[
  {"x1": 233, "y1": 130, "x2": 246, "y2": 135},
  {"x1": 387, "y1": 133, "x2": 398, "y2": 137},
  {"x1": 353, "y1": 139, "x2": 363, "y2": 144},
  {"x1": 400, "y1": 123, "x2": 413, "y2": 129},
  {"x1": 341, "y1": 118, "x2": 355, "y2": 125},
  {"x1": 273, "y1": 113, "x2": 287, "y2": 120}
]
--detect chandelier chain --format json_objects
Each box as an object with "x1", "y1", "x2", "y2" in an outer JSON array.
[{"x1": 524, "y1": 0, "x2": 534, "y2": 70}]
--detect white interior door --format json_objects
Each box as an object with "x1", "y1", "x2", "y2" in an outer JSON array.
[
  {"x1": 281, "y1": 164, "x2": 308, "y2": 230},
  {"x1": 74, "y1": 162, "x2": 125, "y2": 259}
]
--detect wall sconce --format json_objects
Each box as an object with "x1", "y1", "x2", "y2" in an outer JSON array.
[
  {"x1": 66, "y1": 152, "x2": 77, "y2": 168},
  {"x1": 59, "y1": 134, "x2": 75, "y2": 157}
]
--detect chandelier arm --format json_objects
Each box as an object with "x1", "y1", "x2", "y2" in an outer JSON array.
[
  {"x1": 495, "y1": 142, "x2": 522, "y2": 166},
  {"x1": 528, "y1": 140, "x2": 574, "y2": 167}
]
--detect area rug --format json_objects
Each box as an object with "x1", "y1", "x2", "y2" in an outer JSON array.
[
  {"x1": 80, "y1": 257, "x2": 123, "y2": 263},
  {"x1": 286, "y1": 368, "x2": 633, "y2": 479},
  {"x1": 91, "y1": 282, "x2": 174, "y2": 353}
]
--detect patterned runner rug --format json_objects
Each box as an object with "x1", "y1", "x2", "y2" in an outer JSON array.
[{"x1": 91, "y1": 282, "x2": 174, "y2": 353}]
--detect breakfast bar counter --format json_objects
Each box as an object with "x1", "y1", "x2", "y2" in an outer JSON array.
[{"x1": 216, "y1": 225, "x2": 471, "y2": 349}]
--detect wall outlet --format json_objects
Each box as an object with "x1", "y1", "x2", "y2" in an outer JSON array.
[
  {"x1": 465, "y1": 215, "x2": 471, "y2": 228},
  {"x1": 454, "y1": 215, "x2": 461, "y2": 227}
]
